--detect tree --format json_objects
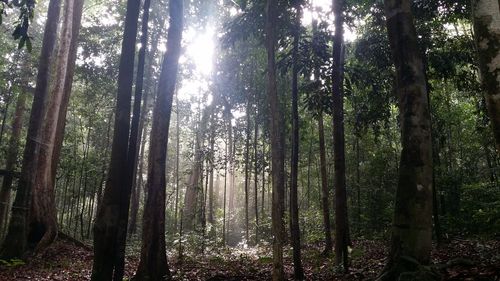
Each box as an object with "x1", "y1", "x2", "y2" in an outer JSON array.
[
  {"x1": 472, "y1": 0, "x2": 500, "y2": 152},
  {"x1": 0, "y1": 0, "x2": 62, "y2": 259},
  {"x1": 266, "y1": 0, "x2": 285, "y2": 279},
  {"x1": 290, "y1": 0, "x2": 304, "y2": 279},
  {"x1": 0, "y1": 85, "x2": 27, "y2": 236},
  {"x1": 29, "y1": 0, "x2": 75, "y2": 252},
  {"x1": 332, "y1": 0, "x2": 349, "y2": 270},
  {"x1": 91, "y1": 0, "x2": 141, "y2": 278},
  {"x1": 133, "y1": 0, "x2": 183, "y2": 279},
  {"x1": 378, "y1": 0, "x2": 434, "y2": 279}
]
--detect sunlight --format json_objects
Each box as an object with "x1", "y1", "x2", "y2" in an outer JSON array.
[
  {"x1": 186, "y1": 27, "x2": 216, "y2": 76},
  {"x1": 302, "y1": 0, "x2": 357, "y2": 41}
]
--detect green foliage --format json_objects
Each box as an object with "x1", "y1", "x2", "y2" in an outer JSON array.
[
  {"x1": 447, "y1": 183, "x2": 500, "y2": 235},
  {"x1": 0, "y1": 258, "x2": 25, "y2": 267},
  {"x1": 1, "y1": 0, "x2": 36, "y2": 51}
]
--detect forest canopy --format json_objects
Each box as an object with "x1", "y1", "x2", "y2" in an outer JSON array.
[{"x1": 0, "y1": 0, "x2": 498, "y2": 280}]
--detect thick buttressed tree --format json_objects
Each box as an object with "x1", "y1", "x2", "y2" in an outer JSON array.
[
  {"x1": 266, "y1": 0, "x2": 285, "y2": 279},
  {"x1": 332, "y1": 0, "x2": 349, "y2": 270},
  {"x1": 472, "y1": 0, "x2": 500, "y2": 152},
  {"x1": 0, "y1": 0, "x2": 62, "y2": 259},
  {"x1": 29, "y1": 0, "x2": 76, "y2": 252},
  {"x1": 91, "y1": 0, "x2": 141, "y2": 279},
  {"x1": 378, "y1": 0, "x2": 434, "y2": 279},
  {"x1": 133, "y1": 0, "x2": 183, "y2": 279}
]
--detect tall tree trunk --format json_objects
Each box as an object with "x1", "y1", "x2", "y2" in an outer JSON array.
[
  {"x1": 332, "y1": 0, "x2": 349, "y2": 270},
  {"x1": 244, "y1": 99, "x2": 251, "y2": 243},
  {"x1": 266, "y1": 0, "x2": 285, "y2": 279},
  {"x1": 114, "y1": 0, "x2": 152, "y2": 277},
  {"x1": 29, "y1": 0, "x2": 75, "y2": 252},
  {"x1": 378, "y1": 0, "x2": 434, "y2": 279},
  {"x1": 208, "y1": 119, "x2": 215, "y2": 225},
  {"x1": 318, "y1": 112, "x2": 333, "y2": 254},
  {"x1": 174, "y1": 94, "x2": 181, "y2": 232},
  {"x1": 133, "y1": 0, "x2": 183, "y2": 279},
  {"x1": 253, "y1": 106, "x2": 259, "y2": 244},
  {"x1": 222, "y1": 137, "x2": 228, "y2": 245},
  {"x1": 91, "y1": 0, "x2": 141, "y2": 278},
  {"x1": 472, "y1": 0, "x2": 500, "y2": 152},
  {"x1": 183, "y1": 101, "x2": 216, "y2": 231},
  {"x1": 223, "y1": 102, "x2": 235, "y2": 236},
  {"x1": 0, "y1": 0, "x2": 62, "y2": 259},
  {"x1": 0, "y1": 90, "x2": 27, "y2": 237},
  {"x1": 290, "y1": 3, "x2": 304, "y2": 279},
  {"x1": 51, "y1": 0, "x2": 85, "y2": 184}
]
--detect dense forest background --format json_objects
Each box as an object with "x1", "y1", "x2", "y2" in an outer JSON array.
[{"x1": 0, "y1": 0, "x2": 498, "y2": 280}]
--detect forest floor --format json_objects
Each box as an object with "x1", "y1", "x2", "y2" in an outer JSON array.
[{"x1": 0, "y1": 237, "x2": 498, "y2": 280}]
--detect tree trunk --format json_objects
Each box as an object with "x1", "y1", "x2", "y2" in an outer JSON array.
[
  {"x1": 174, "y1": 94, "x2": 181, "y2": 232},
  {"x1": 183, "y1": 101, "x2": 216, "y2": 231},
  {"x1": 244, "y1": 100, "x2": 251, "y2": 243},
  {"x1": 91, "y1": 0, "x2": 141, "y2": 278},
  {"x1": 318, "y1": 112, "x2": 333, "y2": 254},
  {"x1": 378, "y1": 0, "x2": 434, "y2": 279},
  {"x1": 29, "y1": 0, "x2": 75, "y2": 253},
  {"x1": 114, "y1": 0, "x2": 152, "y2": 277},
  {"x1": 0, "y1": 90, "x2": 27, "y2": 237},
  {"x1": 266, "y1": 0, "x2": 285, "y2": 279},
  {"x1": 133, "y1": 0, "x2": 183, "y2": 279},
  {"x1": 208, "y1": 119, "x2": 215, "y2": 225},
  {"x1": 332, "y1": 0, "x2": 349, "y2": 270},
  {"x1": 290, "y1": 3, "x2": 304, "y2": 279},
  {"x1": 0, "y1": 0, "x2": 62, "y2": 259},
  {"x1": 472, "y1": 0, "x2": 500, "y2": 153},
  {"x1": 253, "y1": 106, "x2": 259, "y2": 244}
]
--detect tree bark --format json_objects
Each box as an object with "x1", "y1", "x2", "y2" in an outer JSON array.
[
  {"x1": 114, "y1": 0, "x2": 152, "y2": 277},
  {"x1": 332, "y1": 0, "x2": 349, "y2": 270},
  {"x1": 133, "y1": 0, "x2": 183, "y2": 279},
  {"x1": 318, "y1": 112, "x2": 333, "y2": 254},
  {"x1": 0, "y1": 0, "x2": 62, "y2": 259},
  {"x1": 183, "y1": 101, "x2": 216, "y2": 232},
  {"x1": 91, "y1": 0, "x2": 141, "y2": 278},
  {"x1": 290, "y1": 2, "x2": 304, "y2": 279},
  {"x1": 253, "y1": 105, "x2": 259, "y2": 244},
  {"x1": 266, "y1": 0, "x2": 285, "y2": 279},
  {"x1": 0, "y1": 90, "x2": 27, "y2": 238},
  {"x1": 378, "y1": 0, "x2": 434, "y2": 279},
  {"x1": 244, "y1": 99, "x2": 251, "y2": 243},
  {"x1": 29, "y1": 0, "x2": 75, "y2": 253},
  {"x1": 472, "y1": 0, "x2": 500, "y2": 153}
]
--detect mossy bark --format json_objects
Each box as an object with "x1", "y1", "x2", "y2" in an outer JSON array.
[{"x1": 380, "y1": 0, "x2": 434, "y2": 279}]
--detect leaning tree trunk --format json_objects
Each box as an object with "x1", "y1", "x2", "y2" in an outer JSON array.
[
  {"x1": 0, "y1": 0, "x2": 62, "y2": 259},
  {"x1": 133, "y1": 0, "x2": 183, "y2": 279},
  {"x1": 332, "y1": 0, "x2": 349, "y2": 271},
  {"x1": 378, "y1": 0, "x2": 434, "y2": 279},
  {"x1": 472, "y1": 0, "x2": 500, "y2": 153},
  {"x1": 290, "y1": 2, "x2": 304, "y2": 279},
  {"x1": 51, "y1": 0, "x2": 85, "y2": 183},
  {"x1": 91, "y1": 0, "x2": 141, "y2": 279},
  {"x1": 266, "y1": 0, "x2": 285, "y2": 279},
  {"x1": 29, "y1": 0, "x2": 75, "y2": 253}
]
